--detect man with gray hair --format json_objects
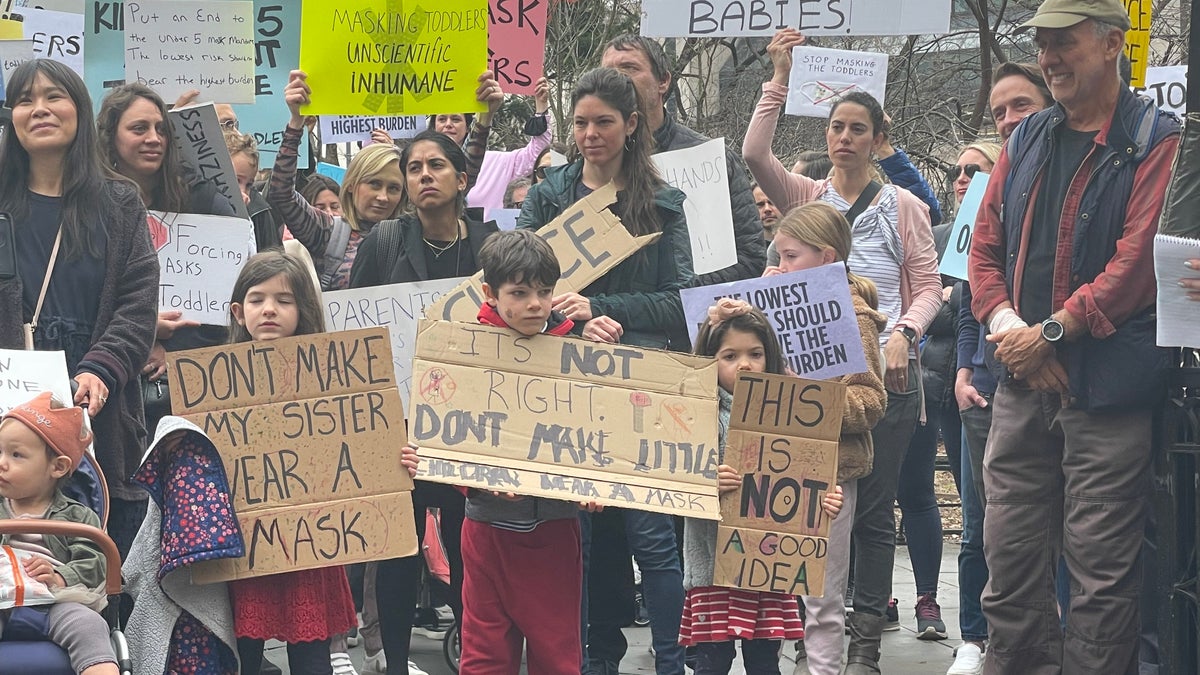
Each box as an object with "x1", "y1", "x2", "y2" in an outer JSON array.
[{"x1": 968, "y1": 1, "x2": 1180, "y2": 672}]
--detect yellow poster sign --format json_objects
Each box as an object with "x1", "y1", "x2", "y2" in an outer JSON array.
[
  {"x1": 299, "y1": 0, "x2": 489, "y2": 116},
  {"x1": 1124, "y1": 0, "x2": 1152, "y2": 87}
]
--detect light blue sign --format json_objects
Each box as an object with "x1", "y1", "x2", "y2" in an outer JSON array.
[
  {"x1": 680, "y1": 263, "x2": 868, "y2": 381},
  {"x1": 939, "y1": 172, "x2": 990, "y2": 281},
  {"x1": 84, "y1": 0, "x2": 125, "y2": 112},
  {"x1": 234, "y1": 1, "x2": 308, "y2": 169},
  {"x1": 316, "y1": 162, "x2": 346, "y2": 184}
]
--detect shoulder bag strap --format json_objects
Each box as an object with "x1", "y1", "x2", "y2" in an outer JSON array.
[
  {"x1": 25, "y1": 228, "x2": 63, "y2": 350},
  {"x1": 844, "y1": 181, "x2": 883, "y2": 226}
]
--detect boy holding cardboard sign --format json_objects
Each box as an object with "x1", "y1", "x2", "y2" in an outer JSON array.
[{"x1": 405, "y1": 230, "x2": 599, "y2": 675}]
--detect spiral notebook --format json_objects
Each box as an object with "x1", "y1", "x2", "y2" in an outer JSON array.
[{"x1": 1154, "y1": 233, "x2": 1200, "y2": 348}]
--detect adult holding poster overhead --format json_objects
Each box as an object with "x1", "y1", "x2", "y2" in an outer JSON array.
[
  {"x1": 456, "y1": 75, "x2": 554, "y2": 210},
  {"x1": 517, "y1": 66, "x2": 693, "y2": 675},
  {"x1": 268, "y1": 70, "x2": 405, "y2": 292},
  {"x1": 0, "y1": 59, "x2": 158, "y2": 561},
  {"x1": 348, "y1": 127, "x2": 498, "y2": 675},
  {"x1": 742, "y1": 29, "x2": 941, "y2": 675}
]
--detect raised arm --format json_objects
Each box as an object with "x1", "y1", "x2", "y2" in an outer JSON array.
[{"x1": 268, "y1": 70, "x2": 333, "y2": 258}]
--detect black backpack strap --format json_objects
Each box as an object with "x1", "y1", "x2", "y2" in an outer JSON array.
[
  {"x1": 374, "y1": 219, "x2": 403, "y2": 280},
  {"x1": 319, "y1": 218, "x2": 351, "y2": 290},
  {"x1": 845, "y1": 180, "x2": 882, "y2": 225}
]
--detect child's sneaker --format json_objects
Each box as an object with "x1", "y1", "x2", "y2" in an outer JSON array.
[
  {"x1": 407, "y1": 660, "x2": 431, "y2": 675},
  {"x1": 362, "y1": 650, "x2": 387, "y2": 675},
  {"x1": 331, "y1": 652, "x2": 359, "y2": 675},
  {"x1": 884, "y1": 597, "x2": 901, "y2": 631},
  {"x1": 947, "y1": 642, "x2": 985, "y2": 674},
  {"x1": 915, "y1": 593, "x2": 948, "y2": 640}
]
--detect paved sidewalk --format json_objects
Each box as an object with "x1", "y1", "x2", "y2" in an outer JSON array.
[{"x1": 271, "y1": 544, "x2": 966, "y2": 674}]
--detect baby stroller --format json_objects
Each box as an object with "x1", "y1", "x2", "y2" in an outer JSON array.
[
  {"x1": 415, "y1": 508, "x2": 460, "y2": 671},
  {"x1": 0, "y1": 451, "x2": 133, "y2": 673}
]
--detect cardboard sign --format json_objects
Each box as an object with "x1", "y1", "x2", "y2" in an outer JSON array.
[
  {"x1": 168, "y1": 102, "x2": 251, "y2": 219},
  {"x1": 234, "y1": 1, "x2": 308, "y2": 168},
  {"x1": 939, "y1": 172, "x2": 989, "y2": 280},
  {"x1": 713, "y1": 371, "x2": 844, "y2": 596},
  {"x1": 640, "y1": 0, "x2": 952, "y2": 38},
  {"x1": 151, "y1": 211, "x2": 257, "y2": 325},
  {"x1": 1134, "y1": 65, "x2": 1187, "y2": 116},
  {"x1": 425, "y1": 183, "x2": 662, "y2": 323},
  {"x1": 323, "y1": 277, "x2": 467, "y2": 407},
  {"x1": 680, "y1": 264, "x2": 868, "y2": 381},
  {"x1": 299, "y1": 0, "x2": 489, "y2": 116},
  {"x1": 123, "y1": 1, "x2": 256, "y2": 104},
  {"x1": 318, "y1": 114, "x2": 427, "y2": 144},
  {"x1": 166, "y1": 327, "x2": 418, "y2": 582},
  {"x1": 84, "y1": 1, "x2": 125, "y2": 110},
  {"x1": 487, "y1": 0, "x2": 548, "y2": 95},
  {"x1": 785, "y1": 46, "x2": 887, "y2": 117},
  {"x1": 1124, "y1": 0, "x2": 1151, "y2": 87},
  {"x1": 652, "y1": 138, "x2": 738, "y2": 275},
  {"x1": 21, "y1": 7, "x2": 83, "y2": 74},
  {"x1": 316, "y1": 161, "x2": 347, "y2": 183},
  {"x1": 409, "y1": 320, "x2": 721, "y2": 517}
]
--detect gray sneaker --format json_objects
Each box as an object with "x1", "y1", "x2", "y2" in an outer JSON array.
[{"x1": 915, "y1": 594, "x2": 948, "y2": 640}]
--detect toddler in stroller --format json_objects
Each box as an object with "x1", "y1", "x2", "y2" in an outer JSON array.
[{"x1": 0, "y1": 392, "x2": 131, "y2": 674}]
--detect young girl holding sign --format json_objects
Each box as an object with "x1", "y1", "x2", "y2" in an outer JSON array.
[
  {"x1": 764, "y1": 202, "x2": 888, "y2": 675},
  {"x1": 222, "y1": 251, "x2": 420, "y2": 675},
  {"x1": 682, "y1": 301, "x2": 845, "y2": 674}
]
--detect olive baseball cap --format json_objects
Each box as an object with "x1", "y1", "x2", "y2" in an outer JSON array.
[{"x1": 1016, "y1": 0, "x2": 1132, "y2": 33}]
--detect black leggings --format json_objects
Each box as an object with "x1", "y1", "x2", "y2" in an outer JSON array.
[
  {"x1": 375, "y1": 481, "x2": 465, "y2": 668},
  {"x1": 237, "y1": 637, "x2": 331, "y2": 675},
  {"x1": 693, "y1": 639, "x2": 781, "y2": 675}
]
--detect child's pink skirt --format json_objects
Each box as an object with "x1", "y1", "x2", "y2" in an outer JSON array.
[{"x1": 678, "y1": 586, "x2": 804, "y2": 645}]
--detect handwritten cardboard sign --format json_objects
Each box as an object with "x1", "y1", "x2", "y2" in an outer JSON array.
[
  {"x1": 410, "y1": 320, "x2": 721, "y2": 518},
  {"x1": 21, "y1": 7, "x2": 84, "y2": 75},
  {"x1": 487, "y1": 0, "x2": 548, "y2": 95},
  {"x1": 166, "y1": 327, "x2": 418, "y2": 582},
  {"x1": 1133, "y1": 65, "x2": 1187, "y2": 116},
  {"x1": 1124, "y1": 0, "x2": 1151, "y2": 87},
  {"x1": 785, "y1": 46, "x2": 887, "y2": 117},
  {"x1": 84, "y1": 0, "x2": 126, "y2": 110},
  {"x1": 169, "y1": 102, "x2": 250, "y2": 219},
  {"x1": 652, "y1": 138, "x2": 738, "y2": 276},
  {"x1": 234, "y1": 1, "x2": 308, "y2": 168},
  {"x1": 299, "y1": 0, "x2": 489, "y2": 116},
  {"x1": 680, "y1": 264, "x2": 868, "y2": 381},
  {"x1": 425, "y1": 183, "x2": 662, "y2": 323},
  {"x1": 318, "y1": 114, "x2": 427, "y2": 144},
  {"x1": 323, "y1": 277, "x2": 467, "y2": 407},
  {"x1": 640, "y1": 0, "x2": 952, "y2": 38},
  {"x1": 939, "y1": 172, "x2": 989, "y2": 280},
  {"x1": 713, "y1": 371, "x2": 844, "y2": 596},
  {"x1": 151, "y1": 211, "x2": 257, "y2": 325},
  {"x1": 123, "y1": 1, "x2": 255, "y2": 104}
]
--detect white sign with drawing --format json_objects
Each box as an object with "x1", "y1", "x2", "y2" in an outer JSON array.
[
  {"x1": 151, "y1": 212, "x2": 257, "y2": 325},
  {"x1": 640, "y1": 0, "x2": 953, "y2": 38},
  {"x1": 786, "y1": 46, "x2": 887, "y2": 117},
  {"x1": 652, "y1": 138, "x2": 738, "y2": 276},
  {"x1": 323, "y1": 277, "x2": 467, "y2": 407},
  {"x1": 1133, "y1": 66, "x2": 1187, "y2": 116}
]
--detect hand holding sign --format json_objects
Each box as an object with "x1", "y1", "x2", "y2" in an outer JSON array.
[
  {"x1": 476, "y1": 70, "x2": 505, "y2": 125},
  {"x1": 768, "y1": 29, "x2": 806, "y2": 85},
  {"x1": 284, "y1": 69, "x2": 312, "y2": 129}
]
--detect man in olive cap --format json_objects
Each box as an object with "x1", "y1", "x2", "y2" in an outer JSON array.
[{"x1": 968, "y1": 0, "x2": 1180, "y2": 673}]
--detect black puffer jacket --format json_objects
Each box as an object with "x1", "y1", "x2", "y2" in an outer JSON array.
[{"x1": 920, "y1": 223, "x2": 959, "y2": 411}]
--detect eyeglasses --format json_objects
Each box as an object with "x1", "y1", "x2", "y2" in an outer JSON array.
[
  {"x1": 948, "y1": 164, "x2": 982, "y2": 181},
  {"x1": 220, "y1": 118, "x2": 239, "y2": 130},
  {"x1": 510, "y1": 201, "x2": 524, "y2": 209},
  {"x1": 534, "y1": 165, "x2": 547, "y2": 181}
]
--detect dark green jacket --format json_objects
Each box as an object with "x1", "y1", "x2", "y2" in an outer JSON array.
[
  {"x1": 0, "y1": 491, "x2": 106, "y2": 590},
  {"x1": 517, "y1": 161, "x2": 694, "y2": 351}
]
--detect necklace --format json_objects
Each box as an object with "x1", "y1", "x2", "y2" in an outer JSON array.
[{"x1": 422, "y1": 225, "x2": 461, "y2": 259}]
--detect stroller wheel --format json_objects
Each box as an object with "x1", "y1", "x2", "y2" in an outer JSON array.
[{"x1": 443, "y1": 622, "x2": 461, "y2": 672}]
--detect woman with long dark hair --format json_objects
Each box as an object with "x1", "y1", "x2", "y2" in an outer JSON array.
[
  {"x1": 0, "y1": 59, "x2": 158, "y2": 558},
  {"x1": 517, "y1": 66, "x2": 694, "y2": 674}
]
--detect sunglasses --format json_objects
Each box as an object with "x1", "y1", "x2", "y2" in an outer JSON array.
[
  {"x1": 948, "y1": 164, "x2": 982, "y2": 181},
  {"x1": 534, "y1": 165, "x2": 547, "y2": 180}
]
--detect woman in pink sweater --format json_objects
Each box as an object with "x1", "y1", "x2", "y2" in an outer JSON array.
[{"x1": 741, "y1": 29, "x2": 942, "y2": 675}]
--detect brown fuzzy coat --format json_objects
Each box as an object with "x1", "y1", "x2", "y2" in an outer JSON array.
[{"x1": 834, "y1": 291, "x2": 888, "y2": 482}]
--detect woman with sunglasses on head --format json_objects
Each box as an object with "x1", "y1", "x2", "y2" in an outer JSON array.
[
  {"x1": 0, "y1": 60, "x2": 158, "y2": 561},
  {"x1": 742, "y1": 29, "x2": 941, "y2": 675},
  {"x1": 431, "y1": 72, "x2": 554, "y2": 210}
]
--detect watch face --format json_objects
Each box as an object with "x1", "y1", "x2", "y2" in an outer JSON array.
[{"x1": 1043, "y1": 320, "x2": 1064, "y2": 341}]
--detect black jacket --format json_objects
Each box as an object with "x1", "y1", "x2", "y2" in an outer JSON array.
[
  {"x1": 517, "y1": 160, "x2": 694, "y2": 351},
  {"x1": 653, "y1": 112, "x2": 765, "y2": 285},
  {"x1": 349, "y1": 212, "x2": 498, "y2": 287}
]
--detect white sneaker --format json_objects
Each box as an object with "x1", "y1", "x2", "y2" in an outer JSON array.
[
  {"x1": 408, "y1": 660, "x2": 431, "y2": 675},
  {"x1": 412, "y1": 626, "x2": 448, "y2": 640},
  {"x1": 362, "y1": 650, "x2": 387, "y2": 675},
  {"x1": 947, "y1": 642, "x2": 985, "y2": 675},
  {"x1": 331, "y1": 652, "x2": 359, "y2": 675}
]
